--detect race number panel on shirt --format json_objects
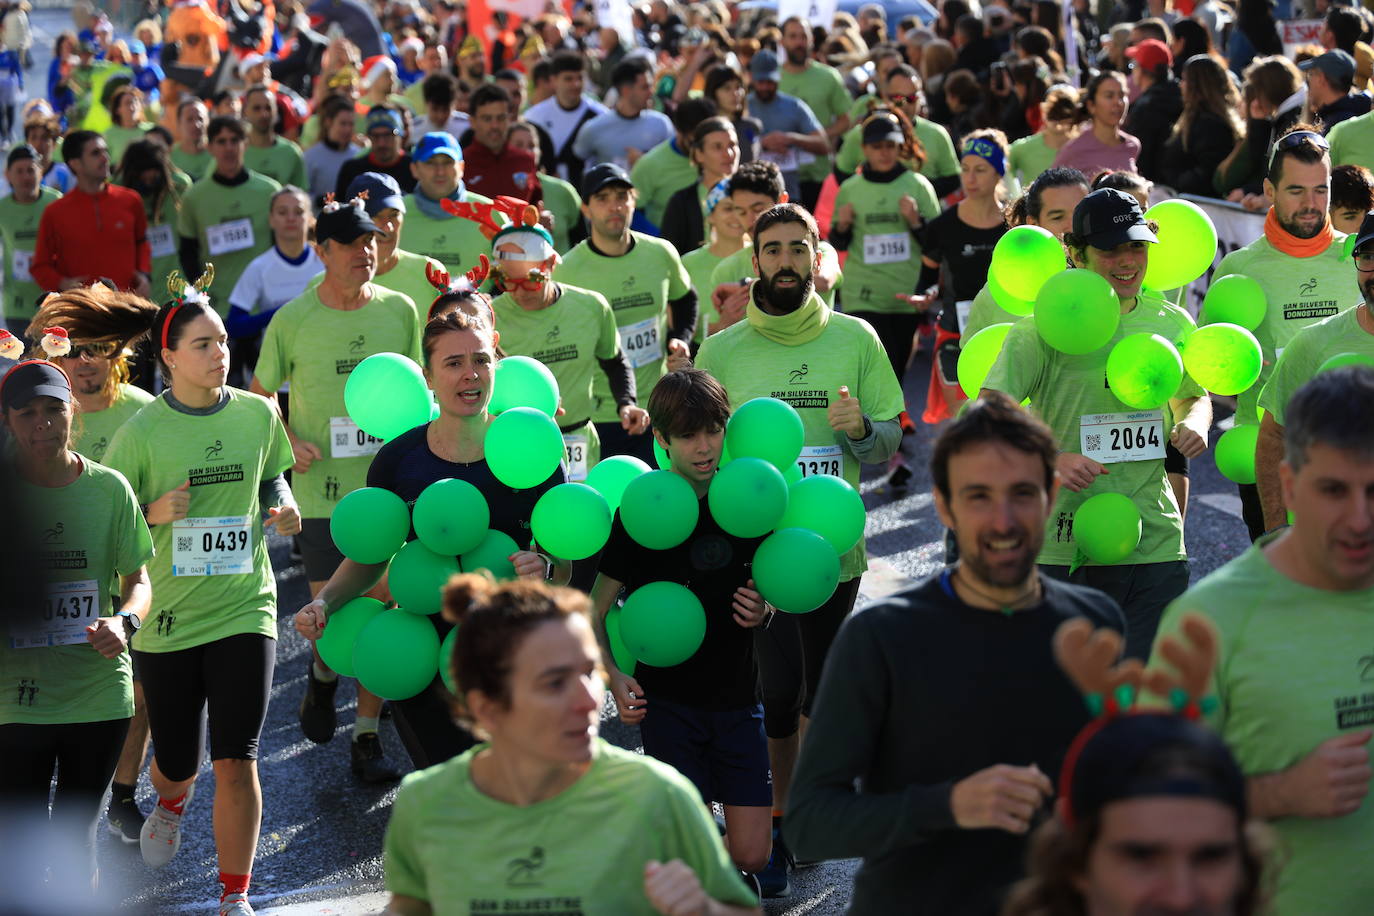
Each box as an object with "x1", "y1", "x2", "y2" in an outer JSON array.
[
  {"x1": 9, "y1": 579, "x2": 101, "y2": 649},
  {"x1": 863, "y1": 232, "x2": 910, "y2": 265},
  {"x1": 619, "y1": 316, "x2": 662, "y2": 369},
  {"x1": 207, "y1": 218, "x2": 256, "y2": 256},
  {"x1": 11, "y1": 248, "x2": 32, "y2": 283},
  {"x1": 562, "y1": 433, "x2": 589, "y2": 482},
  {"x1": 796, "y1": 444, "x2": 844, "y2": 479},
  {"x1": 172, "y1": 515, "x2": 254, "y2": 576},
  {"x1": 148, "y1": 224, "x2": 177, "y2": 259},
  {"x1": 761, "y1": 148, "x2": 799, "y2": 172},
  {"x1": 330, "y1": 416, "x2": 384, "y2": 459},
  {"x1": 1079, "y1": 410, "x2": 1166, "y2": 464}
]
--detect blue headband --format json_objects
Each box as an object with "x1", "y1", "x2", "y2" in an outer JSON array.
[
  {"x1": 961, "y1": 137, "x2": 1006, "y2": 176},
  {"x1": 705, "y1": 178, "x2": 731, "y2": 216}
]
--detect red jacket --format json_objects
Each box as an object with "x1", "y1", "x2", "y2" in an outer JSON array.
[
  {"x1": 31, "y1": 184, "x2": 151, "y2": 292},
  {"x1": 461, "y1": 142, "x2": 542, "y2": 205}
]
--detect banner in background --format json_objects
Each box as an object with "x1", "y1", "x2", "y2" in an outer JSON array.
[
  {"x1": 778, "y1": 0, "x2": 840, "y2": 28},
  {"x1": 1179, "y1": 194, "x2": 1267, "y2": 314},
  {"x1": 593, "y1": 0, "x2": 636, "y2": 44},
  {"x1": 1281, "y1": 19, "x2": 1324, "y2": 57}
]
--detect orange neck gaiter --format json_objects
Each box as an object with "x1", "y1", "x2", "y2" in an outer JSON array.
[{"x1": 1264, "y1": 207, "x2": 1334, "y2": 258}]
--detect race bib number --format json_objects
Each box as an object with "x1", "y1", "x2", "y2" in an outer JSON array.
[
  {"x1": 955, "y1": 299, "x2": 974, "y2": 332},
  {"x1": 761, "y1": 148, "x2": 799, "y2": 172},
  {"x1": 11, "y1": 248, "x2": 32, "y2": 283},
  {"x1": 173, "y1": 515, "x2": 253, "y2": 576},
  {"x1": 330, "y1": 416, "x2": 384, "y2": 459},
  {"x1": 618, "y1": 316, "x2": 662, "y2": 369},
  {"x1": 863, "y1": 232, "x2": 909, "y2": 265},
  {"x1": 206, "y1": 218, "x2": 255, "y2": 256},
  {"x1": 9, "y1": 579, "x2": 101, "y2": 649},
  {"x1": 148, "y1": 223, "x2": 177, "y2": 259},
  {"x1": 562, "y1": 433, "x2": 588, "y2": 482},
  {"x1": 1080, "y1": 410, "x2": 1166, "y2": 464},
  {"x1": 795, "y1": 445, "x2": 844, "y2": 479}
]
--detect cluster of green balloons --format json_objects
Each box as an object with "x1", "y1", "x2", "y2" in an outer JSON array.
[
  {"x1": 1143, "y1": 200, "x2": 1218, "y2": 292},
  {"x1": 486, "y1": 406, "x2": 565, "y2": 489},
  {"x1": 344, "y1": 353, "x2": 433, "y2": 441},
  {"x1": 1106, "y1": 333, "x2": 1184, "y2": 410},
  {"x1": 990, "y1": 225, "x2": 1063, "y2": 302},
  {"x1": 489, "y1": 355, "x2": 560, "y2": 418},
  {"x1": 1214, "y1": 425, "x2": 1259, "y2": 485},
  {"x1": 1035, "y1": 269, "x2": 1120, "y2": 355},
  {"x1": 1074, "y1": 493, "x2": 1143, "y2": 565}
]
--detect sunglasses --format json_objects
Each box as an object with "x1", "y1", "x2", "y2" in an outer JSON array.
[
  {"x1": 1266, "y1": 130, "x2": 1329, "y2": 170},
  {"x1": 887, "y1": 93, "x2": 920, "y2": 105},
  {"x1": 61, "y1": 340, "x2": 119, "y2": 360}
]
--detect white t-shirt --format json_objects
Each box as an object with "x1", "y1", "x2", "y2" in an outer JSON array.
[
  {"x1": 417, "y1": 111, "x2": 471, "y2": 147},
  {"x1": 229, "y1": 245, "x2": 325, "y2": 314},
  {"x1": 525, "y1": 95, "x2": 610, "y2": 176}
]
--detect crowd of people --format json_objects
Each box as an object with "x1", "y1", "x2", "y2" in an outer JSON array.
[{"x1": 1, "y1": 0, "x2": 1374, "y2": 915}]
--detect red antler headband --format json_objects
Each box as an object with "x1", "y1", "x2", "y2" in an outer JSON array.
[
  {"x1": 162, "y1": 267, "x2": 215, "y2": 351},
  {"x1": 425, "y1": 255, "x2": 497, "y2": 325}
]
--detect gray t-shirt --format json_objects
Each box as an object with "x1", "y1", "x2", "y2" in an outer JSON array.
[
  {"x1": 573, "y1": 109, "x2": 675, "y2": 173},
  {"x1": 747, "y1": 90, "x2": 823, "y2": 200}
]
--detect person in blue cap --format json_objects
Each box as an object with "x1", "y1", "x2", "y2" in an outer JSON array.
[{"x1": 398, "y1": 131, "x2": 497, "y2": 278}]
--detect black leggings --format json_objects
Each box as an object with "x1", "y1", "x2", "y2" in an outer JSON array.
[
  {"x1": 134, "y1": 633, "x2": 275, "y2": 782},
  {"x1": 0, "y1": 718, "x2": 129, "y2": 889},
  {"x1": 847, "y1": 312, "x2": 921, "y2": 386},
  {"x1": 755, "y1": 577, "x2": 863, "y2": 739}
]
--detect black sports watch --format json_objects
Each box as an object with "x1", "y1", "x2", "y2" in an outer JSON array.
[{"x1": 116, "y1": 610, "x2": 142, "y2": 640}]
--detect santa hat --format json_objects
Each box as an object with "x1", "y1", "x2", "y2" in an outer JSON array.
[{"x1": 361, "y1": 55, "x2": 398, "y2": 90}]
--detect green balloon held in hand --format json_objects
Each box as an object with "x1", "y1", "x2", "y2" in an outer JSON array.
[
  {"x1": 958, "y1": 322, "x2": 1014, "y2": 399},
  {"x1": 1181, "y1": 323, "x2": 1262, "y2": 396},
  {"x1": 489, "y1": 355, "x2": 560, "y2": 417},
  {"x1": 604, "y1": 606, "x2": 636, "y2": 675},
  {"x1": 1201, "y1": 274, "x2": 1266, "y2": 331},
  {"x1": 725, "y1": 397, "x2": 805, "y2": 472},
  {"x1": 619, "y1": 581, "x2": 707, "y2": 667},
  {"x1": 1143, "y1": 199, "x2": 1218, "y2": 291},
  {"x1": 459, "y1": 529, "x2": 520, "y2": 581},
  {"x1": 388, "y1": 540, "x2": 459, "y2": 615},
  {"x1": 990, "y1": 224, "x2": 1063, "y2": 302},
  {"x1": 777, "y1": 474, "x2": 866, "y2": 555},
  {"x1": 1106, "y1": 333, "x2": 1184, "y2": 410},
  {"x1": 753, "y1": 528, "x2": 841, "y2": 613},
  {"x1": 585, "y1": 455, "x2": 651, "y2": 513},
  {"x1": 438, "y1": 626, "x2": 458, "y2": 694},
  {"x1": 353, "y1": 609, "x2": 440, "y2": 701},
  {"x1": 532, "y1": 483, "x2": 612, "y2": 560},
  {"x1": 485, "y1": 406, "x2": 565, "y2": 489},
  {"x1": 1317, "y1": 352, "x2": 1374, "y2": 375},
  {"x1": 344, "y1": 352, "x2": 433, "y2": 441},
  {"x1": 1214, "y1": 425, "x2": 1260, "y2": 485},
  {"x1": 317, "y1": 597, "x2": 384, "y2": 677},
  {"x1": 330, "y1": 487, "x2": 410, "y2": 564},
  {"x1": 620, "y1": 470, "x2": 700, "y2": 549},
  {"x1": 708, "y1": 457, "x2": 789, "y2": 538},
  {"x1": 987, "y1": 273, "x2": 1035, "y2": 317},
  {"x1": 1034, "y1": 269, "x2": 1120, "y2": 355},
  {"x1": 413, "y1": 478, "x2": 490, "y2": 556},
  {"x1": 1073, "y1": 493, "x2": 1143, "y2": 565}
]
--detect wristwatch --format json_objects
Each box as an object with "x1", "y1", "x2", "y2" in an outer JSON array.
[{"x1": 116, "y1": 610, "x2": 142, "y2": 640}]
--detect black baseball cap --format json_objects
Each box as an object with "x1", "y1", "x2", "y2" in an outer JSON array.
[
  {"x1": 0, "y1": 360, "x2": 72, "y2": 410},
  {"x1": 581, "y1": 162, "x2": 634, "y2": 199},
  {"x1": 6, "y1": 144, "x2": 37, "y2": 167},
  {"x1": 345, "y1": 172, "x2": 406, "y2": 216},
  {"x1": 1072, "y1": 188, "x2": 1158, "y2": 250},
  {"x1": 861, "y1": 115, "x2": 905, "y2": 146},
  {"x1": 315, "y1": 201, "x2": 382, "y2": 245},
  {"x1": 1351, "y1": 211, "x2": 1374, "y2": 257}
]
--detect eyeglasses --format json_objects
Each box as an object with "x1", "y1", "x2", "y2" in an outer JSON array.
[
  {"x1": 1267, "y1": 130, "x2": 1330, "y2": 169},
  {"x1": 1355, "y1": 250, "x2": 1374, "y2": 272},
  {"x1": 888, "y1": 93, "x2": 919, "y2": 105},
  {"x1": 61, "y1": 340, "x2": 119, "y2": 360}
]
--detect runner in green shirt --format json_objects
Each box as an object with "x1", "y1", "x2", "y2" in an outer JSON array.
[
  {"x1": 0, "y1": 358, "x2": 154, "y2": 893},
  {"x1": 398, "y1": 132, "x2": 497, "y2": 278},
  {"x1": 1004, "y1": 86, "x2": 1081, "y2": 194},
  {"x1": 334, "y1": 171, "x2": 446, "y2": 310},
  {"x1": 171, "y1": 97, "x2": 212, "y2": 181},
  {"x1": 242, "y1": 87, "x2": 309, "y2": 189},
  {"x1": 630, "y1": 98, "x2": 717, "y2": 230},
  {"x1": 982, "y1": 189, "x2": 1211, "y2": 661},
  {"x1": 1149, "y1": 366, "x2": 1374, "y2": 916},
  {"x1": 1327, "y1": 107, "x2": 1374, "y2": 171},
  {"x1": 778, "y1": 17, "x2": 852, "y2": 207},
  {"x1": 834, "y1": 65, "x2": 962, "y2": 196},
  {"x1": 554, "y1": 163, "x2": 697, "y2": 465},
  {"x1": 0, "y1": 145, "x2": 61, "y2": 331},
  {"x1": 101, "y1": 283, "x2": 298, "y2": 912},
  {"x1": 682, "y1": 179, "x2": 749, "y2": 345},
  {"x1": 116, "y1": 138, "x2": 193, "y2": 295}
]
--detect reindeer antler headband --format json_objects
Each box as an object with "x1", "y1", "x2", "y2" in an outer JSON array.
[
  {"x1": 162, "y1": 265, "x2": 215, "y2": 351},
  {"x1": 441, "y1": 195, "x2": 555, "y2": 264}
]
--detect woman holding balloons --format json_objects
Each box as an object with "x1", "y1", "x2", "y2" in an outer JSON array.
[{"x1": 101, "y1": 272, "x2": 300, "y2": 916}]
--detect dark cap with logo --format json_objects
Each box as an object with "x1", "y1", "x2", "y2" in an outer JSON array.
[
  {"x1": 581, "y1": 162, "x2": 634, "y2": 199},
  {"x1": 7, "y1": 144, "x2": 38, "y2": 168},
  {"x1": 0, "y1": 360, "x2": 72, "y2": 411},
  {"x1": 1352, "y1": 211, "x2": 1374, "y2": 257},
  {"x1": 345, "y1": 172, "x2": 406, "y2": 216},
  {"x1": 1299, "y1": 49, "x2": 1356, "y2": 86},
  {"x1": 1072, "y1": 188, "x2": 1158, "y2": 250},
  {"x1": 861, "y1": 115, "x2": 905, "y2": 146},
  {"x1": 315, "y1": 199, "x2": 382, "y2": 245}
]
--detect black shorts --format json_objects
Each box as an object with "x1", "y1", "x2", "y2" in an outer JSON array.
[
  {"x1": 1164, "y1": 442, "x2": 1189, "y2": 477},
  {"x1": 755, "y1": 577, "x2": 862, "y2": 739},
  {"x1": 299, "y1": 516, "x2": 345, "y2": 583},
  {"x1": 133, "y1": 633, "x2": 275, "y2": 781},
  {"x1": 639, "y1": 697, "x2": 772, "y2": 808}
]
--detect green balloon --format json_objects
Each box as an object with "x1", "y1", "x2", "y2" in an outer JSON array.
[
  {"x1": 653, "y1": 436, "x2": 671, "y2": 470},
  {"x1": 1073, "y1": 493, "x2": 1142, "y2": 565},
  {"x1": 330, "y1": 487, "x2": 410, "y2": 564},
  {"x1": 708, "y1": 457, "x2": 789, "y2": 538},
  {"x1": 429, "y1": 390, "x2": 440, "y2": 421},
  {"x1": 783, "y1": 462, "x2": 803, "y2": 485},
  {"x1": 352, "y1": 608, "x2": 440, "y2": 701},
  {"x1": 604, "y1": 606, "x2": 636, "y2": 675},
  {"x1": 413, "y1": 478, "x2": 490, "y2": 556},
  {"x1": 619, "y1": 581, "x2": 706, "y2": 667},
  {"x1": 1182, "y1": 322, "x2": 1262, "y2": 396},
  {"x1": 753, "y1": 527, "x2": 840, "y2": 613},
  {"x1": 388, "y1": 539, "x2": 459, "y2": 615},
  {"x1": 585, "y1": 455, "x2": 651, "y2": 513},
  {"x1": 777, "y1": 474, "x2": 866, "y2": 554},
  {"x1": 485, "y1": 406, "x2": 564, "y2": 489},
  {"x1": 344, "y1": 352, "x2": 433, "y2": 441},
  {"x1": 1106, "y1": 333, "x2": 1183, "y2": 410},
  {"x1": 1317, "y1": 351, "x2": 1374, "y2": 375},
  {"x1": 987, "y1": 273, "x2": 1036, "y2": 317},
  {"x1": 438, "y1": 625, "x2": 458, "y2": 694},
  {"x1": 1201, "y1": 274, "x2": 1266, "y2": 331},
  {"x1": 317, "y1": 597, "x2": 384, "y2": 677},
  {"x1": 958, "y1": 322, "x2": 1014, "y2": 399},
  {"x1": 620, "y1": 470, "x2": 699, "y2": 549},
  {"x1": 726, "y1": 397, "x2": 805, "y2": 472},
  {"x1": 1034, "y1": 269, "x2": 1120, "y2": 355},
  {"x1": 1143, "y1": 199, "x2": 1218, "y2": 290},
  {"x1": 990, "y1": 224, "x2": 1063, "y2": 302},
  {"x1": 1214, "y1": 424, "x2": 1259, "y2": 485},
  {"x1": 532, "y1": 483, "x2": 612, "y2": 560},
  {"x1": 459, "y1": 529, "x2": 519, "y2": 580},
  {"x1": 489, "y1": 355, "x2": 560, "y2": 417}
]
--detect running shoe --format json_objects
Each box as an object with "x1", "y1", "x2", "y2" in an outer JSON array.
[
  {"x1": 106, "y1": 791, "x2": 145, "y2": 844},
  {"x1": 887, "y1": 454, "x2": 914, "y2": 490},
  {"x1": 351, "y1": 733, "x2": 402, "y2": 783},
  {"x1": 219, "y1": 891, "x2": 254, "y2": 915},
  {"x1": 140, "y1": 784, "x2": 193, "y2": 868},
  {"x1": 298, "y1": 663, "x2": 338, "y2": 744},
  {"x1": 755, "y1": 825, "x2": 791, "y2": 898}
]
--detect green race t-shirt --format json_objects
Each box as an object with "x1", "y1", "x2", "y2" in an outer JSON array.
[
  {"x1": 1151, "y1": 539, "x2": 1374, "y2": 915},
  {"x1": 959, "y1": 282, "x2": 1021, "y2": 344},
  {"x1": 539, "y1": 171, "x2": 582, "y2": 254},
  {"x1": 0, "y1": 186, "x2": 61, "y2": 321},
  {"x1": 778, "y1": 61, "x2": 851, "y2": 183},
  {"x1": 983, "y1": 293, "x2": 1203, "y2": 567},
  {"x1": 125, "y1": 167, "x2": 193, "y2": 294},
  {"x1": 103, "y1": 389, "x2": 294, "y2": 653},
  {"x1": 556, "y1": 233, "x2": 692, "y2": 423},
  {"x1": 76, "y1": 384, "x2": 156, "y2": 462},
  {"x1": 1258, "y1": 305, "x2": 1374, "y2": 425},
  {"x1": 244, "y1": 136, "x2": 309, "y2": 190},
  {"x1": 384, "y1": 740, "x2": 757, "y2": 913},
  {"x1": 398, "y1": 190, "x2": 497, "y2": 279},
  {"x1": 377, "y1": 249, "x2": 445, "y2": 316},
  {"x1": 629, "y1": 139, "x2": 698, "y2": 229},
  {"x1": 255, "y1": 284, "x2": 422, "y2": 520},
  {"x1": 1008, "y1": 133, "x2": 1058, "y2": 192},
  {"x1": 835, "y1": 116, "x2": 961, "y2": 185},
  {"x1": 709, "y1": 240, "x2": 844, "y2": 309},
  {"x1": 833, "y1": 170, "x2": 940, "y2": 314},
  {"x1": 104, "y1": 123, "x2": 153, "y2": 169},
  {"x1": 1, "y1": 459, "x2": 153, "y2": 726},
  {"x1": 1214, "y1": 234, "x2": 1361, "y2": 425},
  {"x1": 171, "y1": 146, "x2": 213, "y2": 181},
  {"x1": 178, "y1": 171, "x2": 283, "y2": 314},
  {"x1": 1328, "y1": 110, "x2": 1374, "y2": 171},
  {"x1": 681, "y1": 245, "x2": 732, "y2": 345},
  {"x1": 695, "y1": 294, "x2": 905, "y2": 581}
]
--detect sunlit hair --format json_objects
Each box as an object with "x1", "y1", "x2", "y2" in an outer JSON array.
[
  {"x1": 26, "y1": 287, "x2": 159, "y2": 402},
  {"x1": 421, "y1": 305, "x2": 496, "y2": 368}
]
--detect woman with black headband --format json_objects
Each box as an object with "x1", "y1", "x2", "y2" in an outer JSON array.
[{"x1": 100, "y1": 269, "x2": 300, "y2": 916}]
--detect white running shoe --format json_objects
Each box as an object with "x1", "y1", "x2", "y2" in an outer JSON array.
[
  {"x1": 218, "y1": 892, "x2": 254, "y2": 915},
  {"x1": 140, "y1": 784, "x2": 193, "y2": 868}
]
